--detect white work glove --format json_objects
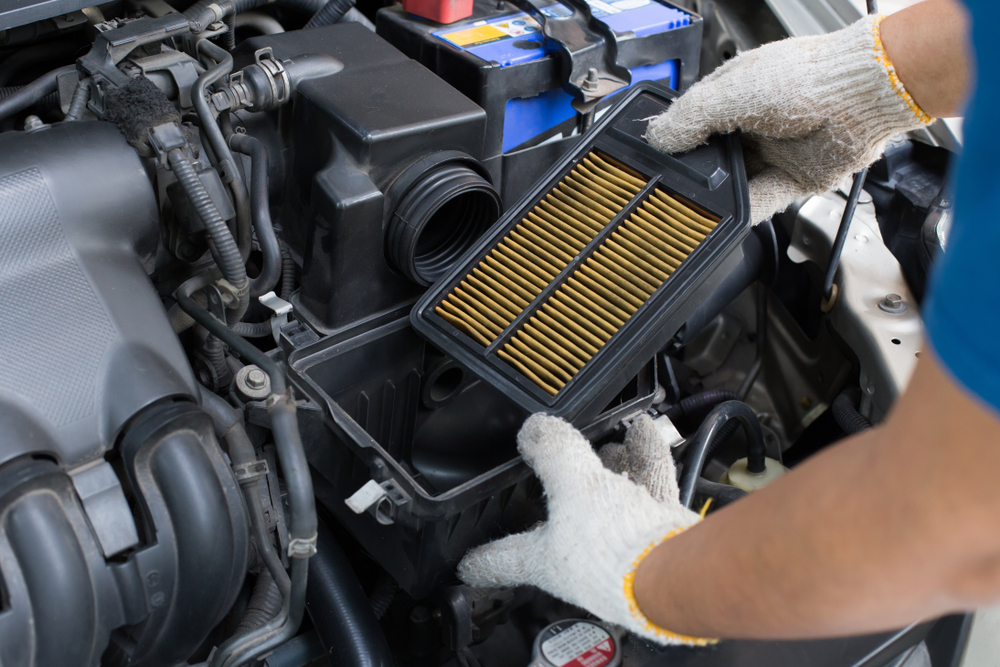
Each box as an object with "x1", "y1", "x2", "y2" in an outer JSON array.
[
  {"x1": 458, "y1": 414, "x2": 710, "y2": 646},
  {"x1": 646, "y1": 14, "x2": 932, "y2": 224}
]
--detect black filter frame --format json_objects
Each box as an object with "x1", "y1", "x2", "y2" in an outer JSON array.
[{"x1": 412, "y1": 81, "x2": 750, "y2": 426}]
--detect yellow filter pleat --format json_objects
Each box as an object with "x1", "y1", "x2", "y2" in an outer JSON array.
[
  {"x1": 501, "y1": 187, "x2": 719, "y2": 394},
  {"x1": 433, "y1": 153, "x2": 723, "y2": 399},
  {"x1": 437, "y1": 151, "x2": 647, "y2": 347}
]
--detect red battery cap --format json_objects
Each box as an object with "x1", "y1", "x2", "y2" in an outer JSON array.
[{"x1": 402, "y1": 0, "x2": 473, "y2": 24}]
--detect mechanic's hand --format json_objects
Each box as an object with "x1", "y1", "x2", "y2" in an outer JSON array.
[
  {"x1": 646, "y1": 15, "x2": 932, "y2": 223},
  {"x1": 457, "y1": 414, "x2": 709, "y2": 646}
]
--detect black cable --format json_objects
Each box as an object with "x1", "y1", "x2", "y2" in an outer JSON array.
[
  {"x1": 679, "y1": 401, "x2": 766, "y2": 508},
  {"x1": 822, "y1": 167, "x2": 868, "y2": 304},
  {"x1": 64, "y1": 79, "x2": 90, "y2": 121},
  {"x1": 168, "y1": 149, "x2": 249, "y2": 320},
  {"x1": 280, "y1": 242, "x2": 296, "y2": 301},
  {"x1": 737, "y1": 283, "x2": 768, "y2": 399},
  {"x1": 832, "y1": 391, "x2": 871, "y2": 434},
  {"x1": 193, "y1": 40, "x2": 252, "y2": 263}
]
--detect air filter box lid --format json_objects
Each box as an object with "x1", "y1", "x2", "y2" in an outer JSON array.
[{"x1": 411, "y1": 82, "x2": 750, "y2": 426}]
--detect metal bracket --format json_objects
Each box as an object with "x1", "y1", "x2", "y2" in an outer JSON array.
[
  {"x1": 510, "y1": 0, "x2": 630, "y2": 103},
  {"x1": 259, "y1": 291, "x2": 293, "y2": 346},
  {"x1": 344, "y1": 479, "x2": 411, "y2": 526}
]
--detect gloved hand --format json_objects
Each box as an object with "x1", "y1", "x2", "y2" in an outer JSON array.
[
  {"x1": 457, "y1": 414, "x2": 709, "y2": 646},
  {"x1": 646, "y1": 14, "x2": 932, "y2": 223}
]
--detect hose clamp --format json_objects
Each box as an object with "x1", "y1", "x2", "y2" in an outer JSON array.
[
  {"x1": 288, "y1": 533, "x2": 317, "y2": 558},
  {"x1": 255, "y1": 48, "x2": 291, "y2": 108},
  {"x1": 232, "y1": 459, "x2": 269, "y2": 483}
]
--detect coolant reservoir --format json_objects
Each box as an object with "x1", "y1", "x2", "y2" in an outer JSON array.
[{"x1": 721, "y1": 457, "x2": 788, "y2": 493}]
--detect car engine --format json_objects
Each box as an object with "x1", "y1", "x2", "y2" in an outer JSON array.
[{"x1": 0, "y1": 1, "x2": 973, "y2": 666}]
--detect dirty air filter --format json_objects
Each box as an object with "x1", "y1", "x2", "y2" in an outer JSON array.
[{"x1": 412, "y1": 81, "x2": 750, "y2": 425}]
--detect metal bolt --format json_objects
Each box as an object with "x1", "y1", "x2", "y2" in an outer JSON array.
[
  {"x1": 246, "y1": 368, "x2": 268, "y2": 389},
  {"x1": 878, "y1": 293, "x2": 905, "y2": 314},
  {"x1": 582, "y1": 68, "x2": 599, "y2": 92},
  {"x1": 23, "y1": 115, "x2": 45, "y2": 132}
]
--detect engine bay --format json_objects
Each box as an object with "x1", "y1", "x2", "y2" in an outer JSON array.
[{"x1": 0, "y1": 1, "x2": 969, "y2": 665}]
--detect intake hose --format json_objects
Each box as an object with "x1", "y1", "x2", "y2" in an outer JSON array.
[
  {"x1": 228, "y1": 133, "x2": 281, "y2": 297},
  {"x1": 168, "y1": 149, "x2": 250, "y2": 324},
  {"x1": 307, "y1": 521, "x2": 394, "y2": 667},
  {"x1": 679, "y1": 401, "x2": 766, "y2": 508},
  {"x1": 0, "y1": 64, "x2": 75, "y2": 123},
  {"x1": 832, "y1": 390, "x2": 871, "y2": 434},
  {"x1": 305, "y1": 0, "x2": 358, "y2": 28}
]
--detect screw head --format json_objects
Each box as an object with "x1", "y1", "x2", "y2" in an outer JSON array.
[
  {"x1": 246, "y1": 368, "x2": 268, "y2": 389},
  {"x1": 878, "y1": 293, "x2": 906, "y2": 314}
]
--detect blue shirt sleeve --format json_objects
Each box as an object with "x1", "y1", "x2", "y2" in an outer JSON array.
[{"x1": 922, "y1": 0, "x2": 1000, "y2": 413}]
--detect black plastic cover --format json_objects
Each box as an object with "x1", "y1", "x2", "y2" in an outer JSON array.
[{"x1": 411, "y1": 82, "x2": 750, "y2": 427}]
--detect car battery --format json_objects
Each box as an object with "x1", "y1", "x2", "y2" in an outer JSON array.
[{"x1": 377, "y1": 0, "x2": 702, "y2": 203}]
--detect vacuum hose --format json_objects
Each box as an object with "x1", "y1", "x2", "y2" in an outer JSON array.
[
  {"x1": 228, "y1": 133, "x2": 281, "y2": 297},
  {"x1": 679, "y1": 401, "x2": 766, "y2": 508}
]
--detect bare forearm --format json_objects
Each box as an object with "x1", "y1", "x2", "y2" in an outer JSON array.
[
  {"x1": 881, "y1": 0, "x2": 971, "y2": 118},
  {"x1": 635, "y1": 354, "x2": 1000, "y2": 639}
]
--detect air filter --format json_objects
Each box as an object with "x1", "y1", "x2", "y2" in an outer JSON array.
[{"x1": 412, "y1": 82, "x2": 750, "y2": 425}]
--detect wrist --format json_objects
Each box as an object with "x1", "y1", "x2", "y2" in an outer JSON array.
[{"x1": 624, "y1": 524, "x2": 716, "y2": 646}]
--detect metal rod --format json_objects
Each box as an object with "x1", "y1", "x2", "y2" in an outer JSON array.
[{"x1": 822, "y1": 166, "x2": 868, "y2": 303}]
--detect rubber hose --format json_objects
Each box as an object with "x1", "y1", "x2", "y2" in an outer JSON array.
[
  {"x1": 0, "y1": 87, "x2": 58, "y2": 106},
  {"x1": 237, "y1": 569, "x2": 284, "y2": 635},
  {"x1": 306, "y1": 0, "x2": 357, "y2": 28},
  {"x1": 368, "y1": 572, "x2": 398, "y2": 620},
  {"x1": 232, "y1": 320, "x2": 274, "y2": 338},
  {"x1": 694, "y1": 478, "x2": 748, "y2": 509},
  {"x1": 307, "y1": 522, "x2": 394, "y2": 667},
  {"x1": 280, "y1": 242, "x2": 295, "y2": 301},
  {"x1": 0, "y1": 40, "x2": 82, "y2": 87},
  {"x1": 679, "y1": 401, "x2": 766, "y2": 508},
  {"x1": 0, "y1": 64, "x2": 74, "y2": 123},
  {"x1": 229, "y1": 133, "x2": 281, "y2": 296},
  {"x1": 663, "y1": 390, "x2": 740, "y2": 422},
  {"x1": 168, "y1": 150, "x2": 249, "y2": 318},
  {"x1": 341, "y1": 7, "x2": 375, "y2": 29},
  {"x1": 64, "y1": 79, "x2": 90, "y2": 121},
  {"x1": 177, "y1": 285, "x2": 316, "y2": 552},
  {"x1": 223, "y1": 12, "x2": 237, "y2": 51},
  {"x1": 235, "y1": 12, "x2": 285, "y2": 35},
  {"x1": 832, "y1": 391, "x2": 871, "y2": 434}
]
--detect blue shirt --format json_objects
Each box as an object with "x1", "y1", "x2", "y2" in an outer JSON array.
[{"x1": 922, "y1": 0, "x2": 1000, "y2": 412}]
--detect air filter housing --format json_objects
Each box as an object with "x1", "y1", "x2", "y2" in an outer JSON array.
[{"x1": 412, "y1": 82, "x2": 750, "y2": 425}]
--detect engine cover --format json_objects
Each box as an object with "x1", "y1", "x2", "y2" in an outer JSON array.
[{"x1": 0, "y1": 122, "x2": 248, "y2": 667}]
